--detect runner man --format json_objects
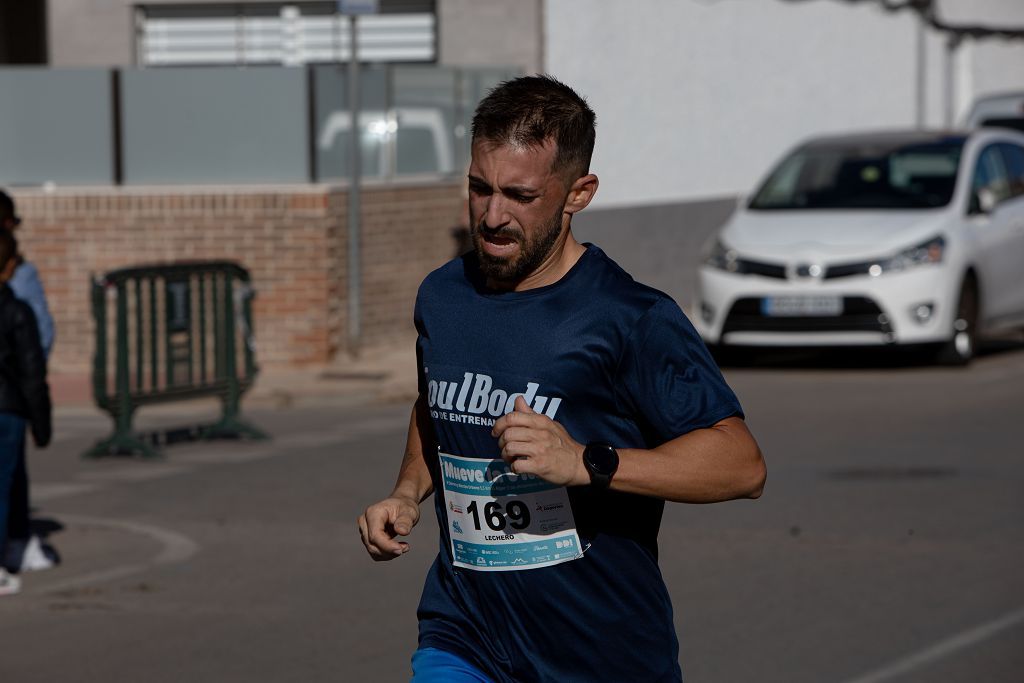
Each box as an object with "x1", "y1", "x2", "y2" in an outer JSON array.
[{"x1": 358, "y1": 75, "x2": 766, "y2": 683}]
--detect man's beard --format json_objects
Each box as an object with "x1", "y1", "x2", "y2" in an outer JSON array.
[{"x1": 472, "y1": 208, "x2": 564, "y2": 286}]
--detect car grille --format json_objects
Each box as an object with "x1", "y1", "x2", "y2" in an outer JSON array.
[
  {"x1": 726, "y1": 258, "x2": 870, "y2": 281},
  {"x1": 824, "y1": 261, "x2": 874, "y2": 279},
  {"x1": 736, "y1": 259, "x2": 787, "y2": 279},
  {"x1": 722, "y1": 297, "x2": 887, "y2": 334}
]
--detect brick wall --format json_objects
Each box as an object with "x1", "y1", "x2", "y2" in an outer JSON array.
[{"x1": 10, "y1": 182, "x2": 464, "y2": 373}]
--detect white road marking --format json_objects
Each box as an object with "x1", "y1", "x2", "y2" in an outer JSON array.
[
  {"x1": 839, "y1": 605, "x2": 1024, "y2": 683},
  {"x1": 77, "y1": 464, "x2": 190, "y2": 483},
  {"x1": 26, "y1": 514, "x2": 200, "y2": 596},
  {"x1": 32, "y1": 482, "x2": 102, "y2": 502},
  {"x1": 24, "y1": 415, "x2": 404, "y2": 593}
]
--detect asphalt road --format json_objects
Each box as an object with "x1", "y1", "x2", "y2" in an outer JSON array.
[{"x1": 1, "y1": 344, "x2": 1022, "y2": 682}]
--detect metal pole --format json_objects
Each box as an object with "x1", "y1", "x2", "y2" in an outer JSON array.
[
  {"x1": 347, "y1": 14, "x2": 362, "y2": 355},
  {"x1": 915, "y1": 15, "x2": 926, "y2": 130},
  {"x1": 115, "y1": 282, "x2": 133, "y2": 440},
  {"x1": 943, "y1": 36, "x2": 958, "y2": 128}
]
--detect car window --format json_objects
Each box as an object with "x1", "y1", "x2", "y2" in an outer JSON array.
[
  {"x1": 749, "y1": 140, "x2": 962, "y2": 210},
  {"x1": 997, "y1": 143, "x2": 1024, "y2": 198},
  {"x1": 972, "y1": 145, "x2": 1013, "y2": 207},
  {"x1": 981, "y1": 118, "x2": 1024, "y2": 134}
]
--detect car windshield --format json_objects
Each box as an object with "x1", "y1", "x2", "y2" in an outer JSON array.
[{"x1": 749, "y1": 139, "x2": 964, "y2": 210}]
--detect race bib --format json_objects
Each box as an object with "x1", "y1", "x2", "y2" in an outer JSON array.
[{"x1": 440, "y1": 451, "x2": 583, "y2": 572}]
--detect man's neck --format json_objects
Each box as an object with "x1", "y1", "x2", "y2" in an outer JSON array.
[
  {"x1": 486, "y1": 231, "x2": 586, "y2": 293},
  {"x1": 516, "y1": 236, "x2": 585, "y2": 292}
]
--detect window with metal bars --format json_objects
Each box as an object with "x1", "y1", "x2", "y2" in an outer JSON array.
[{"x1": 135, "y1": 1, "x2": 436, "y2": 67}]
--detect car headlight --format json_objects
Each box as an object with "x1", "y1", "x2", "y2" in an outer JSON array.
[
  {"x1": 871, "y1": 236, "x2": 945, "y2": 275},
  {"x1": 703, "y1": 239, "x2": 740, "y2": 272}
]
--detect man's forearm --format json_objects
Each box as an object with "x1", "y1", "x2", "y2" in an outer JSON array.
[
  {"x1": 611, "y1": 417, "x2": 766, "y2": 503},
  {"x1": 391, "y1": 397, "x2": 435, "y2": 503}
]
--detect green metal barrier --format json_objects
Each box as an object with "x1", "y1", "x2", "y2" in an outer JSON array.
[{"x1": 84, "y1": 261, "x2": 268, "y2": 458}]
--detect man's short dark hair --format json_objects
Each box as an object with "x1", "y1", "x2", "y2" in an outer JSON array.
[
  {"x1": 471, "y1": 75, "x2": 596, "y2": 181},
  {"x1": 0, "y1": 229, "x2": 17, "y2": 272},
  {"x1": 0, "y1": 189, "x2": 20, "y2": 226}
]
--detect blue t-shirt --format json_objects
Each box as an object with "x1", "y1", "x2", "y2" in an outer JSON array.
[{"x1": 414, "y1": 244, "x2": 742, "y2": 682}]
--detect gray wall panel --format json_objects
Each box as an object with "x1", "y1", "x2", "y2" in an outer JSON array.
[
  {"x1": 0, "y1": 68, "x2": 113, "y2": 186},
  {"x1": 314, "y1": 64, "x2": 389, "y2": 181},
  {"x1": 121, "y1": 67, "x2": 308, "y2": 184}
]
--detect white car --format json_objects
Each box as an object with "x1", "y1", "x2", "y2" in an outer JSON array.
[{"x1": 694, "y1": 128, "x2": 1024, "y2": 364}]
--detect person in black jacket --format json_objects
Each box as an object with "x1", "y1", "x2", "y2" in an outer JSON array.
[
  {"x1": 1, "y1": 189, "x2": 57, "y2": 572},
  {"x1": 0, "y1": 230, "x2": 51, "y2": 596}
]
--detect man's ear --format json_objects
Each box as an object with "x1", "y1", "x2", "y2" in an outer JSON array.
[{"x1": 564, "y1": 174, "x2": 599, "y2": 215}]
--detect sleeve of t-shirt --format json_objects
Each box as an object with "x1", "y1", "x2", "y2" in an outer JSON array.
[
  {"x1": 413, "y1": 283, "x2": 427, "y2": 397},
  {"x1": 10, "y1": 262, "x2": 55, "y2": 358},
  {"x1": 615, "y1": 297, "x2": 743, "y2": 445}
]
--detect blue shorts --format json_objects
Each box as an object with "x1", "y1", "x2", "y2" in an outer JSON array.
[{"x1": 411, "y1": 648, "x2": 492, "y2": 683}]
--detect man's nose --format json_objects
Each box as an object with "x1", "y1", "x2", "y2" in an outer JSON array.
[{"x1": 482, "y1": 195, "x2": 510, "y2": 229}]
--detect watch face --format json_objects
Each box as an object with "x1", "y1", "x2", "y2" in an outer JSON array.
[{"x1": 586, "y1": 443, "x2": 618, "y2": 475}]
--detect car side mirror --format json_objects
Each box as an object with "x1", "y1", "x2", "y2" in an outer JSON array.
[{"x1": 969, "y1": 188, "x2": 997, "y2": 215}]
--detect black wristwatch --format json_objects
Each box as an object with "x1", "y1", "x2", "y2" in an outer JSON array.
[{"x1": 583, "y1": 442, "x2": 619, "y2": 489}]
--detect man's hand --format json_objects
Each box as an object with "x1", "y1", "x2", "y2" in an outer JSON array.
[
  {"x1": 358, "y1": 495, "x2": 421, "y2": 561},
  {"x1": 491, "y1": 396, "x2": 588, "y2": 487},
  {"x1": 31, "y1": 426, "x2": 51, "y2": 449}
]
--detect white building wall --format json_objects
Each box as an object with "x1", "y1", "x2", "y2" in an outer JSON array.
[
  {"x1": 963, "y1": 39, "x2": 1024, "y2": 117},
  {"x1": 941, "y1": 0, "x2": 1024, "y2": 122},
  {"x1": 545, "y1": 0, "x2": 1024, "y2": 209},
  {"x1": 48, "y1": 0, "x2": 136, "y2": 66},
  {"x1": 438, "y1": 0, "x2": 543, "y2": 74}
]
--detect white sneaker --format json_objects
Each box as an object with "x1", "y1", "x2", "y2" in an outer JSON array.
[
  {"x1": 0, "y1": 568, "x2": 20, "y2": 596},
  {"x1": 5, "y1": 535, "x2": 58, "y2": 573}
]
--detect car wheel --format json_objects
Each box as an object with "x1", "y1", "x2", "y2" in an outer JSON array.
[{"x1": 935, "y1": 279, "x2": 978, "y2": 366}]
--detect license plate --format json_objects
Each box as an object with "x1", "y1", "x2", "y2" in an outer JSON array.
[{"x1": 761, "y1": 295, "x2": 843, "y2": 317}]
